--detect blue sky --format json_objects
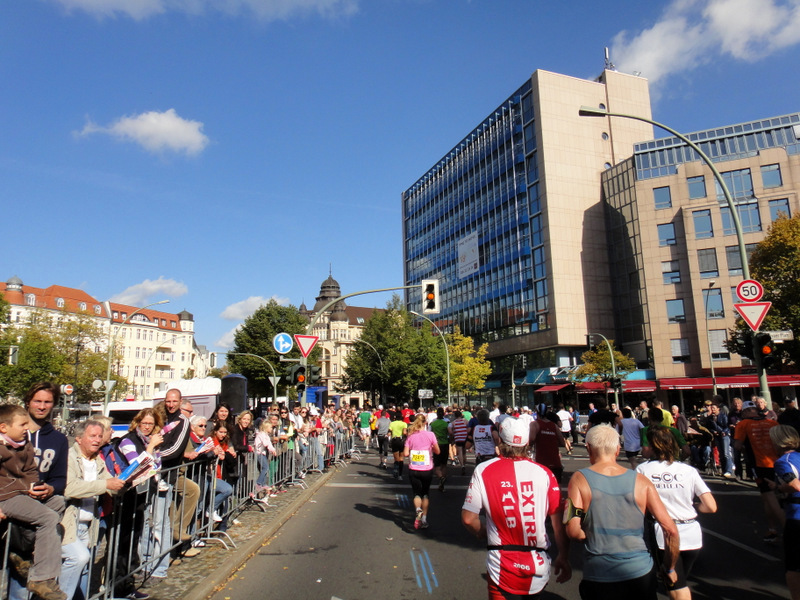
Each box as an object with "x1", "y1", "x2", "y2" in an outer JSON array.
[{"x1": 3, "y1": 0, "x2": 800, "y2": 351}]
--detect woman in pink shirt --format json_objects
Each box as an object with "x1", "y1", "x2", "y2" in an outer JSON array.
[{"x1": 404, "y1": 414, "x2": 440, "y2": 530}]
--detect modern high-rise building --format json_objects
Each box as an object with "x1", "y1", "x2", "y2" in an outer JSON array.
[
  {"x1": 402, "y1": 69, "x2": 653, "y2": 403},
  {"x1": 403, "y1": 66, "x2": 800, "y2": 407}
]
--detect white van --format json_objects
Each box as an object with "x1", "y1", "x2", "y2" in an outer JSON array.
[{"x1": 93, "y1": 401, "x2": 155, "y2": 438}]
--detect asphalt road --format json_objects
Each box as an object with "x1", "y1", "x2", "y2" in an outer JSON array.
[{"x1": 211, "y1": 444, "x2": 789, "y2": 600}]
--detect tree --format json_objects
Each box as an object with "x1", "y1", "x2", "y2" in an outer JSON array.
[
  {"x1": 570, "y1": 340, "x2": 636, "y2": 383},
  {"x1": 447, "y1": 325, "x2": 491, "y2": 399},
  {"x1": 339, "y1": 296, "x2": 444, "y2": 404},
  {"x1": 228, "y1": 300, "x2": 312, "y2": 399},
  {"x1": 744, "y1": 214, "x2": 800, "y2": 366}
]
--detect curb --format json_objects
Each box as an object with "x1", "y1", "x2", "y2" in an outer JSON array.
[{"x1": 180, "y1": 469, "x2": 337, "y2": 600}]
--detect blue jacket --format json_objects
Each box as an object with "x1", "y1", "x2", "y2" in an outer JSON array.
[{"x1": 29, "y1": 422, "x2": 69, "y2": 494}]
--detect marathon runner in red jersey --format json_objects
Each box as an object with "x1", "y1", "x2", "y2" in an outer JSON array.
[{"x1": 462, "y1": 418, "x2": 571, "y2": 599}]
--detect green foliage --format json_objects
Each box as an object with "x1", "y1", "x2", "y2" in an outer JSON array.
[
  {"x1": 0, "y1": 309, "x2": 111, "y2": 401},
  {"x1": 447, "y1": 326, "x2": 491, "y2": 396},
  {"x1": 339, "y1": 295, "x2": 445, "y2": 403},
  {"x1": 745, "y1": 214, "x2": 800, "y2": 366},
  {"x1": 228, "y1": 299, "x2": 313, "y2": 399},
  {"x1": 570, "y1": 339, "x2": 636, "y2": 383}
]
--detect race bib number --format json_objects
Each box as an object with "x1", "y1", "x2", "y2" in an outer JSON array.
[{"x1": 410, "y1": 450, "x2": 431, "y2": 468}]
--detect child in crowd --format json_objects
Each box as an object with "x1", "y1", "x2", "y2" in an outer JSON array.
[
  {"x1": 254, "y1": 420, "x2": 276, "y2": 498},
  {"x1": 0, "y1": 404, "x2": 66, "y2": 600}
]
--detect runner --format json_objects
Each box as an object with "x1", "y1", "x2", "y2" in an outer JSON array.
[
  {"x1": 556, "y1": 403, "x2": 574, "y2": 454},
  {"x1": 403, "y1": 414, "x2": 440, "y2": 530},
  {"x1": 462, "y1": 418, "x2": 571, "y2": 599},
  {"x1": 769, "y1": 425, "x2": 800, "y2": 600},
  {"x1": 357, "y1": 405, "x2": 372, "y2": 450},
  {"x1": 375, "y1": 411, "x2": 391, "y2": 469},
  {"x1": 430, "y1": 408, "x2": 451, "y2": 491},
  {"x1": 448, "y1": 410, "x2": 469, "y2": 475},
  {"x1": 467, "y1": 409, "x2": 500, "y2": 466},
  {"x1": 637, "y1": 426, "x2": 717, "y2": 600},
  {"x1": 529, "y1": 410, "x2": 567, "y2": 483},
  {"x1": 388, "y1": 412, "x2": 408, "y2": 480}
]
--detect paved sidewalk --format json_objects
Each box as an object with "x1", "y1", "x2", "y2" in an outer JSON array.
[{"x1": 140, "y1": 469, "x2": 335, "y2": 600}]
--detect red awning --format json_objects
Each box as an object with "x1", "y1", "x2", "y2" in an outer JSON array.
[
  {"x1": 576, "y1": 382, "x2": 609, "y2": 394},
  {"x1": 622, "y1": 380, "x2": 657, "y2": 393},
  {"x1": 535, "y1": 384, "x2": 571, "y2": 393},
  {"x1": 658, "y1": 377, "x2": 714, "y2": 390}
]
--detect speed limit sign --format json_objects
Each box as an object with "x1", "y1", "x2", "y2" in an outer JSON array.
[{"x1": 736, "y1": 279, "x2": 763, "y2": 303}]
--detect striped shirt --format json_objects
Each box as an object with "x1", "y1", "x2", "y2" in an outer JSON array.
[{"x1": 449, "y1": 418, "x2": 469, "y2": 442}]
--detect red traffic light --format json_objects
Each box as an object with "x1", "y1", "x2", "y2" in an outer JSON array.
[{"x1": 762, "y1": 345, "x2": 773, "y2": 355}]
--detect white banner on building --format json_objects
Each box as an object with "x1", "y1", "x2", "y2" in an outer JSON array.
[{"x1": 457, "y1": 231, "x2": 479, "y2": 279}]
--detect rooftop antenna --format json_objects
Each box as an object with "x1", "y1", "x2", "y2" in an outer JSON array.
[{"x1": 604, "y1": 47, "x2": 616, "y2": 71}]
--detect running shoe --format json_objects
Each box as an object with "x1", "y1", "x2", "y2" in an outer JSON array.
[
  {"x1": 414, "y1": 508, "x2": 423, "y2": 529},
  {"x1": 764, "y1": 530, "x2": 779, "y2": 543},
  {"x1": 438, "y1": 476, "x2": 447, "y2": 492},
  {"x1": 420, "y1": 516, "x2": 429, "y2": 529}
]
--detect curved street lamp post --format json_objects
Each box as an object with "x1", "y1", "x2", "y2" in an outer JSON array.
[{"x1": 410, "y1": 310, "x2": 451, "y2": 406}]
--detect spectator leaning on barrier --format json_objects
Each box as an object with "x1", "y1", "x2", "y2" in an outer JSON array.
[
  {"x1": 60, "y1": 420, "x2": 126, "y2": 600},
  {"x1": 0, "y1": 404, "x2": 66, "y2": 600},
  {"x1": 159, "y1": 390, "x2": 200, "y2": 548}
]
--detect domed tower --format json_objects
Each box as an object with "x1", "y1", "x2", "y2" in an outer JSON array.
[
  {"x1": 313, "y1": 274, "x2": 348, "y2": 320},
  {"x1": 178, "y1": 309, "x2": 194, "y2": 332}
]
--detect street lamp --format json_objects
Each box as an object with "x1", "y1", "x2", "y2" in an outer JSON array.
[
  {"x1": 577, "y1": 106, "x2": 772, "y2": 406},
  {"x1": 704, "y1": 280, "x2": 718, "y2": 396},
  {"x1": 410, "y1": 310, "x2": 451, "y2": 406},
  {"x1": 103, "y1": 299, "x2": 170, "y2": 408},
  {"x1": 351, "y1": 338, "x2": 386, "y2": 403}
]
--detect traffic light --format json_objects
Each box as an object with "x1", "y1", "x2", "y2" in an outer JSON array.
[
  {"x1": 421, "y1": 279, "x2": 440, "y2": 314},
  {"x1": 308, "y1": 365, "x2": 322, "y2": 385},
  {"x1": 610, "y1": 377, "x2": 622, "y2": 391},
  {"x1": 731, "y1": 331, "x2": 754, "y2": 360},
  {"x1": 285, "y1": 364, "x2": 306, "y2": 389},
  {"x1": 586, "y1": 334, "x2": 597, "y2": 349},
  {"x1": 755, "y1": 332, "x2": 778, "y2": 369}
]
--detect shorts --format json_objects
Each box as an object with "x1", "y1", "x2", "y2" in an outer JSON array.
[
  {"x1": 653, "y1": 546, "x2": 699, "y2": 590},
  {"x1": 754, "y1": 466, "x2": 775, "y2": 493},
  {"x1": 579, "y1": 568, "x2": 657, "y2": 600},
  {"x1": 785, "y1": 519, "x2": 800, "y2": 572},
  {"x1": 625, "y1": 450, "x2": 640, "y2": 460},
  {"x1": 433, "y1": 450, "x2": 449, "y2": 468},
  {"x1": 475, "y1": 454, "x2": 497, "y2": 466},
  {"x1": 455, "y1": 440, "x2": 467, "y2": 448},
  {"x1": 409, "y1": 469, "x2": 434, "y2": 498},
  {"x1": 561, "y1": 431, "x2": 571, "y2": 440},
  {"x1": 487, "y1": 578, "x2": 541, "y2": 599},
  {"x1": 360, "y1": 427, "x2": 370, "y2": 438},
  {"x1": 390, "y1": 437, "x2": 405, "y2": 453}
]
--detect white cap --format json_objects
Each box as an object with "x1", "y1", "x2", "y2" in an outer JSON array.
[{"x1": 500, "y1": 418, "x2": 529, "y2": 447}]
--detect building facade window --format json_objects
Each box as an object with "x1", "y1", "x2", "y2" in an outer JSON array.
[
  {"x1": 688, "y1": 176, "x2": 706, "y2": 199},
  {"x1": 56, "y1": 298, "x2": 64, "y2": 308},
  {"x1": 716, "y1": 168, "x2": 753, "y2": 200},
  {"x1": 769, "y1": 198, "x2": 791, "y2": 221},
  {"x1": 662, "y1": 261, "x2": 681, "y2": 284},
  {"x1": 26, "y1": 294, "x2": 35, "y2": 306},
  {"x1": 654, "y1": 186, "x2": 672, "y2": 210},
  {"x1": 693, "y1": 210, "x2": 713, "y2": 239},
  {"x1": 658, "y1": 223, "x2": 676, "y2": 246},
  {"x1": 666, "y1": 299, "x2": 685, "y2": 323},
  {"x1": 671, "y1": 338, "x2": 690, "y2": 363},
  {"x1": 761, "y1": 164, "x2": 783, "y2": 189},
  {"x1": 726, "y1": 243, "x2": 758, "y2": 275},
  {"x1": 709, "y1": 329, "x2": 730, "y2": 360},
  {"x1": 697, "y1": 248, "x2": 719, "y2": 278},
  {"x1": 702, "y1": 288, "x2": 724, "y2": 319},
  {"x1": 721, "y1": 203, "x2": 761, "y2": 235}
]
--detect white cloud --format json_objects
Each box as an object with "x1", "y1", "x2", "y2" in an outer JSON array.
[
  {"x1": 49, "y1": 0, "x2": 359, "y2": 21},
  {"x1": 76, "y1": 109, "x2": 209, "y2": 156},
  {"x1": 110, "y1": 276, "x2": 188, "y2": 306},
  {"x1": 219, "y1": 295, "x2": 290, "y2": 320},
  {"x1": 612, "y1": 0, "x2": 800, "y2": 86},
  {"x1": 215, "y1": 325, "x2": 240, "y2": 349}
]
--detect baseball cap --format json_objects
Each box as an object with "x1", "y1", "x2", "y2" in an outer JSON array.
[
  {"x1": 742, "y1": 400, "x2": 757, "y2": 409},
  {"x1": 500, "y1": 418, "x2": 529, "y2": 447}
]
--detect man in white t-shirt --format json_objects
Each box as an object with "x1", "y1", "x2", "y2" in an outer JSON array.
[{"x1": 555, "y1": 404, "x2": 573, "y2": 454}]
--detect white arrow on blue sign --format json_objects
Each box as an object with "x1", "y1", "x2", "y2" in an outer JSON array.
[{"x1": 272, "y1": 333, "x2": 294, "y2": 355}]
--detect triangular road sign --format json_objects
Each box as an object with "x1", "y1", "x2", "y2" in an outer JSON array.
[
  {"x1": 734, "y1": 302, "x2": 772, "y2": 331},
  {"x1": 294, "y1": 334, "x2": 319, "y2": 358}
]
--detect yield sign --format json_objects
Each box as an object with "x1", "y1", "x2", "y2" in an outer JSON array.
[
  {"x1": 734, "y1": 302, "x2": 772, "y2": 332},
  {"x1": 294, "y1": 334, "x2": 319, "y2": 358}
]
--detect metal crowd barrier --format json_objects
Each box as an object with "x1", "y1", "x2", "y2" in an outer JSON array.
[{"x1": 1, "y1": 428, "x2": 362, "y2": 600}]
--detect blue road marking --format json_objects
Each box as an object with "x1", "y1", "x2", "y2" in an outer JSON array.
[{"x1": 410, "y1": 548, "x2": 438, "y2": 594}]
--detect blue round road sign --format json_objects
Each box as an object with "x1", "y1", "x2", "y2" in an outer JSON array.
[{"x1": 272, "y1": 333, "x2": 294, "y2": 355}]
